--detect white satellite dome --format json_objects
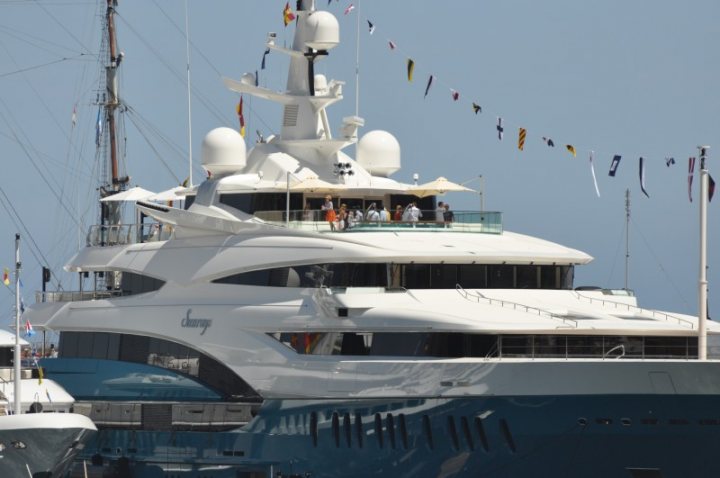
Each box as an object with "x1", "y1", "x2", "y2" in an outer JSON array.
[
  {"x1": 303, "y1": 11, "x2": 339, "y2": 50},
  {"x1": 314, "y1": 74, "x2": 328, "y2": 94},
  {"x1": 356, "y1": 130, "x2": 401, "y2": 177},
  {"x1": 201, "y1": 127, "x2": 247, "y2": 177}
]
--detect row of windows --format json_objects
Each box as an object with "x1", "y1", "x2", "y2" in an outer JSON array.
[
  {"x1": 214, "y1": 263, "x2": 575, "y2": 290},
  {"x1": 312, "y1": 411, "x2": 512, "y2": 454},
  {"x1": 59, "y1": 332, "x2": 259, "y2": 400},
  {"x1": 269, "y1": 332, "x2": 699, "y2": 359}
]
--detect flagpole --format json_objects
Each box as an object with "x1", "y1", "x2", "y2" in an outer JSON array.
[
  {"x1": 185, "y1": 0, "x2": 193, "y2": 188},
  {"x1": 13, "y1": 233, "x2": 21, "y2": 415},
  {"x1": 698, "y1": 145, "x2": 709, "y2": 361},
  {"x1": 625, "y1": 189, "x2": 630, "y2": 290}
]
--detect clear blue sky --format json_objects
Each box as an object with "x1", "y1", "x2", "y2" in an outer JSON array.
[{"x1": 0, "y1": 0, "x2": 718, "y2": 327}]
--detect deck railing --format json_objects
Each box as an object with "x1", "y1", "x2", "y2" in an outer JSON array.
[
  {"x1": 255, "y1": 209, "x2": 503, "y2": 234},
  {"x1": 456, "y1": 284, "x2": 578, "y2": 328},
  {"x1": 86, "y1": 223, "x2": 173, "y2": 247},
  {"x1": 572, "y1": 291, "x2": 695, "y2": 329},
  {"x1": 36, "y1": 289, "x2": 123, "y2": 303}
]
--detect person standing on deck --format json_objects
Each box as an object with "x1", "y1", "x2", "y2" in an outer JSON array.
[{"x1": 322, "y1": 195, "x2": 336, "y2": 230}]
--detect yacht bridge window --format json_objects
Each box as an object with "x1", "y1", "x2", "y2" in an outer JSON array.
[{"x1": 213, "y1": 263, "x2": 574, "y2": 290}]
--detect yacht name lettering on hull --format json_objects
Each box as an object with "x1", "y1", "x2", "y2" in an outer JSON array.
[{"x1": 181, "y1": 309, "x2": 212, "y2": 335}]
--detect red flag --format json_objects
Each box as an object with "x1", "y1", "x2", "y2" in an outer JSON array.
[
  {"x1": 710, "y1": 174, "x2": 716, "y2": 202},
  {"x1": 283, "y1": 2, "x2": 295, "y2": 26},
  {"x1": 450, "y1": 89, "x2": 459, "y2": 101}
]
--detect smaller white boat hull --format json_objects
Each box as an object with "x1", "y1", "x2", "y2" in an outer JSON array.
[{"x1": 0, "y1": 412, "x2": 96, "y2": 477}]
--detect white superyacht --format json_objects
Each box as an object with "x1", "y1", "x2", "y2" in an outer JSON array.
[{"x1": 27, "y1": 1, "x2": 720, "y2": 477}]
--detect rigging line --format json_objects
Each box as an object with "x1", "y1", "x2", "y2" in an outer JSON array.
[
  {"x1": 113, "y1": 14, "x2": 229, "y2": 126},
  {"x1": 0, "y1": 24, "x2": 91, "y2": 58},
  {"x1": 124, "y1": 104, "x2": 188, "y2": 160},
  {"x1": 30, "y1": 0, "x2": 92, "y2": 55},
  {"x1": 149, "y1": 0, "x2": 221, "y2": 76},
  {"x1": 124, "y1": 5, "x2": 277, "y2": 136},
  {"x1": 0, "y1": 187, "x2": 56, "y2": 284},
  {"x1": 0, "y1": 55, "x2": 90, "y2": 79},
  {"x1": 0, "y1": 132, "x2": 94, "y2": 183},
  {"x1": 0, "y1": 99, "x2": 84, "y2": 230},
  {"x1": 629, "y1": 215, "x2": 693, "y2": 312},
  {"x1": 123, "y1": 109, "x2": 182, "y2": 184},
  {"x1": 605, "y1": 217, "x2": 626, "y2": 287},
  {"x1": 0, "y1": 41, "x2": 90, "y2": 167}
]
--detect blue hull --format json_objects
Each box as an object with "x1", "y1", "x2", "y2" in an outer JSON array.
[{"x1": 68, "y1": 394, "x2": 720, "y2": 477}]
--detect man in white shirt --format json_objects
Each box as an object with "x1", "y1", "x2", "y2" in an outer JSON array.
[
  {"x1": 366, "y1": 203, "x2": 380, "y2": 221},
  {"x1": 435, "y1": 201, "x2": 445, "y2": 223},
  {"x1": 408, "y1": 202, "x2": 422, "y2": 223},
  {"x1": 379, "y1": 206, "x2": 389, "y2": 222}
]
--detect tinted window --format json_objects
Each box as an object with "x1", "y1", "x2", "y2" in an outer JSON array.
[{"x1": 59, "y1": 332, "x2": 258, "y2": 400}]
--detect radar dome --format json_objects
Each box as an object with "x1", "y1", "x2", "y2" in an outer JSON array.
[
  {"x1": 314, "y1": 74, "x2": 328, "y2": 94},
  {"x1": 304, "y1": 11, "x2": 339, "y2": 50},
  {"x1": 201, "y1": 127, "x2": 246, "y2": 177},
  {"x1": 357, "y1": 130, "x2": 401, "y2": 177}
]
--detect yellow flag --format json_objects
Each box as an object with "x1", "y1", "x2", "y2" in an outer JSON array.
[
  {"x1": 407, "y1": 59, "x2": 415, "y2": 82},
  {"x1": 566, "y1": 144, "x2": 576, "y2": 157}
]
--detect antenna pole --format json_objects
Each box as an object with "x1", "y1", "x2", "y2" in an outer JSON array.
[
  {"x1": 13, "y1": 233, "x2": 21, "y2": 415},
  {"x1": 354, "y1": 0, "x2": 360, "y2": 118},
  {"x1": 624, "y1": 189, "x2": 630, "y2": 290},
  {"x1": 698, "y1": 145, "x2": 709, "y2": 360},
  {"x1": 185, "y1": 0, "x2": 193, "y2": 188}
]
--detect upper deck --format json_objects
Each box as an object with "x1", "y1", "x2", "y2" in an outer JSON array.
[{"x1": 85, "y1": 209, "x2": 502, "y2": 246}]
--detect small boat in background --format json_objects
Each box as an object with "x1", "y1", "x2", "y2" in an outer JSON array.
[{"x1": 0, "y1": 236, "x2": 96, "y2": 477}]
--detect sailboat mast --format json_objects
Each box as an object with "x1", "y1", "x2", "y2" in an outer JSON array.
[
  {"x1": 106, "y1": 0, "x2": 121, "y2": 188},
  {"x1": 100, "y1": 0, "x2": 128, "y2": 226},
  {"x1": 698, "y1": 145, "x2": 709, "y2": 361}
]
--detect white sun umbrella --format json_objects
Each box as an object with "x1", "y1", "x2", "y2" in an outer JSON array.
[
  {"x1": 289, "y1": 176, "x2": 346, "y2": 193},
  {"x1": 100, "y1": 186, "x2": 156, "y2": 202},
  {"x1": 147, "y1": 186, "x2": 189, "y2": 202},
  {"x1": 408, "y1": 176, "x2": 475, "y2": 198}
]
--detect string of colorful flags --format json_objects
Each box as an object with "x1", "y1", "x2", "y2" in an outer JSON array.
[{"x1": 253, "y1": 2, "x2": 717, "y2": 203}]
